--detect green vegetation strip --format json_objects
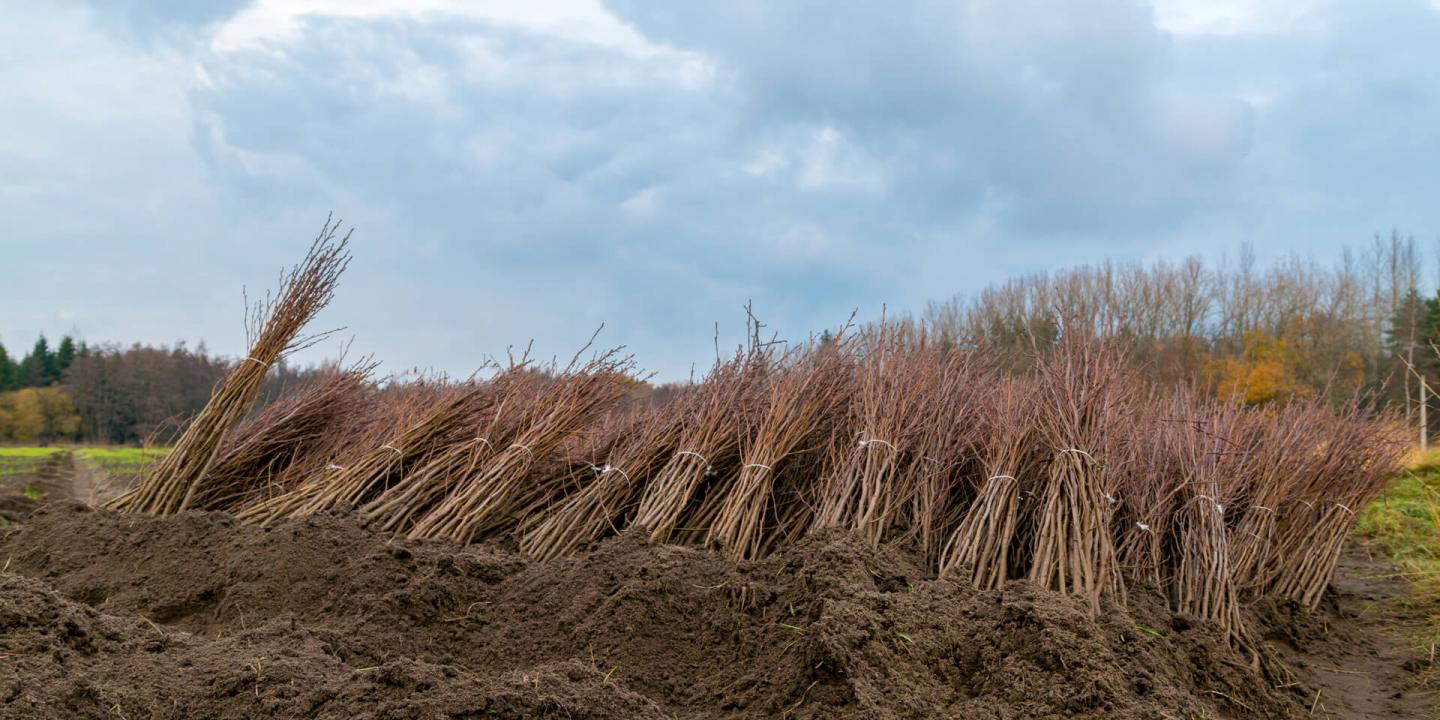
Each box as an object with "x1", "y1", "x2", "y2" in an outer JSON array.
[
  {"x1": 1355, "y1": 449, "x2": 1440, "y2": 657},
  {"x1": 0, "y1": 447, "x2": 168, "y2": 477}
]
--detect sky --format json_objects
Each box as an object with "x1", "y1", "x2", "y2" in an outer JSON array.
[{"x1": 3, "y1": 0, "x2": 1440, "y2": 379}]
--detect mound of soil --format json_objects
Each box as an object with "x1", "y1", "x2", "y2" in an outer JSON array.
[{"x1": 0, "y1": 501, "x2": 1409, "y2": 718}]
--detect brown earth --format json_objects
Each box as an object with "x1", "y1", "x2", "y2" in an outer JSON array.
[
  {"x1": 0, "y1": 492, "x2": 1433, "y2": 718},
  {"x1": 1258, "y1": 542, "x2": 1440, "y2": 718}
]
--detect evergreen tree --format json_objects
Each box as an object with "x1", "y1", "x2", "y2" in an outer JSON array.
[
  {"x1": 20, "y1": 335, "x2": 57, "y2": 387},
  {"x1": 55, "y1": 336, "x2": 77, "y2": 377},
  {"x1": 1385, "y1": 288, "x2": 1428, "y2": 358},
  {"x1": 0, "y1": 340, "x2": 14, "y2": 392},
  {"x1": 1386, "y1": 289, "x2": 1440, "y2": 413}
]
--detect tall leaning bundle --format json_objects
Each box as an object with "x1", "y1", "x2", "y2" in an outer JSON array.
[{"x1": 111, "y1": 220, "x2": 351, "y2": 516}]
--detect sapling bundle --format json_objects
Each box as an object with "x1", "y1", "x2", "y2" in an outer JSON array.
[
  {"x1": 238, "y1": 380, "x2": 491, "y2": 525},
  {"x1": 902, "y1": 348, "x2": 990, "y2": 566},
  {"x1": 360, "y1": 367, "x2": 545, "y2": 533},
  {"x1": 1166, "y1": 397, "x2": 1247, "y2": 643},
  {"x1": 113, "y1": 220, "x2": 351, "y2": 515},
  {"x1": 1111, "y1": 394, "x2": 1182, "y2": 589},
  {"x1": 1226, "y1": 404, "x2": 1312, "y2": 594},
  {"x1": 632, "y1": 352, "x2": 768, "y2": 544},
  {"x1": 708, "y1": 340, "x2": 854, "y2": 561},
  {"x1": 477, "y1": 422, "x2": 603, "y2": 545},
  {"x1": 519, "y1": 394, "x2": 691, "y2": 560},
  {"x1": 810, "y1": 324, "x2": 931, "y2": 545},
  {"x1": 1268, "y1": 405, "x2": 1407, "y2": 608},
  {"x1": 1025, "y1": 333, "x2": 1135, "y2": 613},
  {"x1": 939, "y1": 377, "x2": 1040, "y2": 589},
  {"x1": 181, "y1": 361, "x2": 378, "y2": 512},
  {"x1": 407, "y1": 351, "x2": 636, "y2": 544}
]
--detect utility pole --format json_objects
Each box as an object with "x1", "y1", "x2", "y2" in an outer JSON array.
[
  {"x1": 1396, "y1": 347, "x2": 1431, "y2": 452},
  {"x1": 1422, "y1": 376, "x2": 1429, "y2": 453}
]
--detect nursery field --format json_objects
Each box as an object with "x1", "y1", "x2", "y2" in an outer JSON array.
[{"x1": 2, "y1": 232, "x2": 1438, "y2": 718}]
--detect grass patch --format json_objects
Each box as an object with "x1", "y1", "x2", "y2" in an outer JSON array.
[
  {"x1": 1357, "y1": 449, "x2": 1440, "y2": 599},
  {"x1": 0, "y1": 446, "x2": 168, "y2": 478},
  {"x1": 1355, "y1": 448, "x2": 1440, "y2": 677},
  {"x1": 0, "y1": 448, "x2": 67, "y2": 459},
  {"x1": 0, "y1": 448, "x2": 60, "y2": 478},
  {"x1": 74, "y1": 447, "x2": 166, "y2": 473}
]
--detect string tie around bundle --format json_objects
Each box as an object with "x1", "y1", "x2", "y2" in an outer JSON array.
[
  {"x1": 242, "y1": 356, "x2": 270, "y2": 370},
  {"x1": 1058, "y1": 448, "x2": 1096, "y2": 462},
  {"x1": 675, "y1": 450, "x2": 711, "y2": 471},
  {"x1": 742, "y1": 463, "x2": 773, "y2": 474},
  {"x1": 1194, "y1": 494, "x2": 1224, "y2": 514},
  {"x1": 1251, "y1": 505, "x2": 1275, "y2": 514},
  {"x1": 1136, "y1": 522, "x2": 1152, "y2": 533},
  {"x1": 1331, "y1": 502, "x2": 1354, "y2": 515},
  {"x1": 1101, "y1": 493, "x2": 1119, "y2": 505},
  {"x1": 475, "y1": 437, "x2": 493, "y2": 451},
  {"x1": 857, "y1": 435, "x2": 897, "y2": 452},
  {"x1": 381, "y1": 445, "x2": 403, "y2": 457},
  {"x1": 509, "y1": 444, "x2": 534, "y2": 458},
  {"x1": 987, "y1": 474, "x2": 1017, "y2": 484},
  {"x1": 595, "y1": 464, "x2": 633, "y2": 484},
  {"x1": 325, "y1": 463, "x2": 344, "y2": 471}
]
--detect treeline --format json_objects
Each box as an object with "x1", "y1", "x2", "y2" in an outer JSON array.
[
  {"x1": 918, "y1": 234, "x2": 1435, "y2": 415},
  {"x1": 0, "y1": 336, "x2": 307, "y2": 445},
  {"x1": 7, "y1": 232, "x2": 1438, "y2": 444}
]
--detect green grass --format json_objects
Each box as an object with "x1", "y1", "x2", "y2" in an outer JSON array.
[
  {"x1": 0, "y1": 448, "x2": 59, "y2": 477},
  {"x1": 73, "y1": 447, "x2": 167, "y2": 475},
  {"x1": 0, "y1": 447, "x2": 68, "y2": 459},
  {"x1": 0, "y1": 446, "x2": 168, "y2": 478},
  {"x1": 1357, "y1": 449, "x2": 1440, "y2": 598},
  {"x1": 1354, "y1": 448, "x2": 1440, "y2": 670}
]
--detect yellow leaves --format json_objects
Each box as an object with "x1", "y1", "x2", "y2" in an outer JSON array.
[
  {"x1": 1212, "y1": 331, "x2": 1313, "y2": 406},
  {"x1": 0, "y1": 386, "x2": 80, "y2": 443}
]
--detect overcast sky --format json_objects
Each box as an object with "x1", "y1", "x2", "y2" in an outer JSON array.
[{"x1": 3, "y1": 0, "x2": 1439, "y2": 379}]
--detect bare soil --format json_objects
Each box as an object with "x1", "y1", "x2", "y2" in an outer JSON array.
[
  {"x1": 0, "y1": 475, "x2": 1433, "y2": 718},
  {"x1": 1259, "y1": 542, "x2": 1439, "y2": 718}
]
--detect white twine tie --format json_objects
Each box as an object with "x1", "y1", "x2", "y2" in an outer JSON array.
[
  {"x1": 589, "y1": 463, "x2": 633, "y2": 484},
  {"x1": 1194, "y1": 494, "x2": 1224, "y2": 514},
  {"x1": 675, "y1": 450, "x2": 711, "y2": 471}
]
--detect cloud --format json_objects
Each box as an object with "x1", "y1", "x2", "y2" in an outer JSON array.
[
  {"x1": 2, "y1": 0, "x2": 1439, "y2": 378},
  {"x1": 1150, "y1": 0, "x2": 1337, "y2": 35}
]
